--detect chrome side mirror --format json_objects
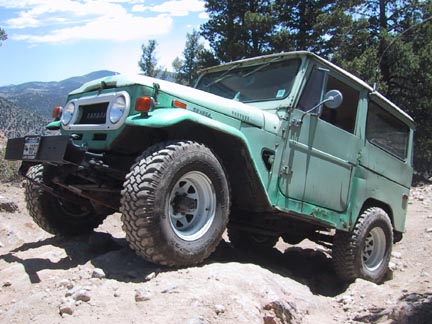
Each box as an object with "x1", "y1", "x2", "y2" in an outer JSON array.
[
  {"x1": 293, "y1": 89, "x2": 344, "y2": 127},
  {"x1": 323, "y1": 89, "x2": 343, "y2": 109}
]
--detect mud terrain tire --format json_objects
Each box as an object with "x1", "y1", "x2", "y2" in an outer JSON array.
[
  {"x1": 25, "y1": 164, "x2": 107, "y2": 235},
  {"x1": 120, "y1": 141, "x2": 230, "y2": 266},
  {"x1": 332, "y1": 207, "x2": 393, "y2": 283}
]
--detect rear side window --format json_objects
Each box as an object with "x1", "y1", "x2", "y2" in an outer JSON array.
[{"x1": 367, "y1": 102, "x2": 409, "y2": 160}]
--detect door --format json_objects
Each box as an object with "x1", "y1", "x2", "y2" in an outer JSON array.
[{"x1": 278, "y1": 70, "x2": 361, "y2": 212}]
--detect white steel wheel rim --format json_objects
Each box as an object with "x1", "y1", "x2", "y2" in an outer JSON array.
[
  {"x1": 362, "y1": 227, "x2": 387, "y2": 272},
  {"x1": 168, "y1": 171, "x2": 216, "y2": 241}
]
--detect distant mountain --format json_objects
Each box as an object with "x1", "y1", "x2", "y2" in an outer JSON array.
[
  {"x1": 0, "y1": 70, "x2": 117, "y2": 118},
  {"x1": 0, "y1": 96, "x2": 50, "y2": 139}
]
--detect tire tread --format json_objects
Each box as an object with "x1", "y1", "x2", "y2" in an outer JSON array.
[
  {"x1": 25, "y1": 164, "x2": 106, "y2": 236},
  {"x1": 333, "y1": 207, "x2": 393, "y2": 283},
  {"x1": 120, "y1": 140, "x2": 230, "y2": 266}
]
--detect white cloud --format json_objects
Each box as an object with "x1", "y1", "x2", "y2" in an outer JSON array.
[
  {"x1": 149, "y1": 0, "x2": 204, "y2": 17},
  {"x1": 4, "y1": 0, "x2": 129, "y2": 29},
  {"x1": 12, "y1": 14, "x2": 173, "y2": 43},
  {"x1": 131, "y1": 4, "x2": 148, "y2": 13},
  {"x1": 198, "y1": 11, "x2": 209, "y2": 19},
  {"x1": 132, "y1": 0, "x2": 205, "y2": 16},
  {"x1": 3, "y1": 0, "x2": 177, "y2": 43},
  {"x1": 0, "y1": 0, "x2": 30, "y2": 9},
  {"x1": 1, "y1": 0, "x2": 207, "y2": 44},
  {"x1": 6, "y1": 16, "x2": 41, "y2": 29}
]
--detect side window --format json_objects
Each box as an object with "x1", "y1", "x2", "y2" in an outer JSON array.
[
  {"x1": 297, "y1": 67, "x2": 326, "y2": 113},
  {"x1": 320, "y1": 76, "x2": 359, "y2": 133},
  {"x1": 366, "y1": 102, "x2": 409, "y2": 160}
]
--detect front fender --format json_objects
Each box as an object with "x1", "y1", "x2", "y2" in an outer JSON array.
[
  {"x1": 125, "y1": 108, "x2": 276, "y2": 212},
  {"x1": 125, "y1": 108, "x2": 249, "y2": 142},
  {"x1": 126, "y1": 108, "x2": 271, "y2": 200}
]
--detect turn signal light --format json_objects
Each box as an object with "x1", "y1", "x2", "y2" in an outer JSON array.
[
  {"x1": 52, "y1": 106, "x2": 62, "y2": 119},
  {"x1": 136, "y1": 96, "x2": 154, "y2": 113},
  {"x1": 172, "y1": 100, "x2": 187, "y2": 109}
]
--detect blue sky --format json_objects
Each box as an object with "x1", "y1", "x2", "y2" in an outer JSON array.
[{"x1": 0, "y1": 0, "x2": 209, "y2": 86}]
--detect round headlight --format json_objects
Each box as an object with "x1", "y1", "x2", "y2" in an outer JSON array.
[
  {"x1": 110, "y1": 95, "x2": 126, "y2": 124},
  {"x1": 61, "y1": 102, "x2": 75, "y2": 125}
]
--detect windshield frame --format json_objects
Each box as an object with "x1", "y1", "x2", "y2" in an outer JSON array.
[{"x1": 195, "y1": 58, "x2": 302, "y2": 104}]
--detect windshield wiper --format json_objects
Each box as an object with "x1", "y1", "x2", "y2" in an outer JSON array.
[
  {"x1": 206, "y1": 63, "x2": 241, "y2": 87},
  {"x1": 240, "y1": 57, "x2": 282, "y2": 78},
  {"x1": 241, "y1": 63, "x2": 270, "y2": 78}
]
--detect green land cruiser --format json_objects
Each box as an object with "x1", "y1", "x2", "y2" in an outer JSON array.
[{"x1": 5, "y1": 51, "x2": 414, "y2": 283}]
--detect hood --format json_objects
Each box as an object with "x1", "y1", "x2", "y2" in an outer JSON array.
[{"x1": 70, "y1": 74, "x2": 281, "y2": 133}]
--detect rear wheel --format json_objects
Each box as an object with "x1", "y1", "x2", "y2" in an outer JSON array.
[
  {"x1": 120, "y1": 141, "x2": 230, "y2": 266},
  {"x1": 25, "y1": 164, "x2": 107, "y2": 235},
  {"x1": 332, "y1": 207, "x2": 393, "y2": 283}
]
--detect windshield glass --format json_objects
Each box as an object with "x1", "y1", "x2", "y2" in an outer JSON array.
[{"x1": 195, "y1": 59, "x2": 301, "y2": 103}]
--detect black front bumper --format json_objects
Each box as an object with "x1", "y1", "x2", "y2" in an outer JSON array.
[
  {"x1": 5, "y1": 135, "x2": 126, "y2": 210},
  {"x1": 5, "y1": 135, "x2": 86, "y2": 164},
  {"x1": 5, "y1": 135, "x2": 132, "y2": 179}
]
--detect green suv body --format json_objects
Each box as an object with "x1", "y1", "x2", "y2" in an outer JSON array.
[{"x1": 5, "y1": 51, "x2": 414, "y2": 283}]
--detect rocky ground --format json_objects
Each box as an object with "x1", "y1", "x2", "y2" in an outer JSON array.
[{"x1": 0, "y1": 181, "x2": 431, "y2": 324}]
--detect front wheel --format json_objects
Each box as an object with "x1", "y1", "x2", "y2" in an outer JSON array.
[
  {"x1": 25, "y1": 164, "x2": 108, "y2": 235},
  {"x1": 120, "y1": 141, "x2": 230, "y2": 266},
  {"x1": 332, "y1": 207, "x2": 393, "y2": 283}
]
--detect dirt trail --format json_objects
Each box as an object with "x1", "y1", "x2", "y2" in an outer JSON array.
[{"x1": 0, "y1": 182, "x2": 431, "y2": 323}]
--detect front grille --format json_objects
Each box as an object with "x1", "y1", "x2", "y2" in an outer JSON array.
[
  {"x1": 78, "y1": 103, "x2": 108, "y2": 124},
  {"x1": 63, "y1": 91, "x2": 130, "y2": 131}
]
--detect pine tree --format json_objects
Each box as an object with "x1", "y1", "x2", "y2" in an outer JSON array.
[
  {"x1": 361, "y1": 1, "x2": 422, "y2": 85},
  {"x1": 0, "y1": 27, "x2": 7, "y2": 46},
  {"x1": 172, "y1": 57, "x2": 183, "y2": 82},
  {"x1": 273, "y1": 0, "x2": 336, "y2": 52},
  {"x1": 201, "y1": 0, "x2": 275, "y2": 62},
  {"x1": 138, "y1": 40, "x2": 161, "y2": 78},
  {"x1": 173, "y1": 31, "x2": 205, "y2": 86}
]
